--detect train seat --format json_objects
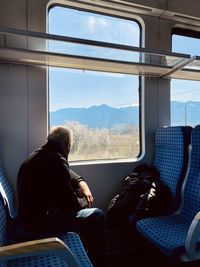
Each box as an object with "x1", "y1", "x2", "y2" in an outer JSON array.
[
  {"x1": 106, "y1": 126, "x2": 192, "y2": 252},
  {"x1": 152, "y1": 125, "x2": 192, "y2": 213},
  {"x1": 136, "y1": 125, "x2": 200, "y2": 263},
  {"x1": 0, "y1": 139, "x2": 93, "y2": 266},
  {"x1": 0, "y1": 195, "x2": 92, "y2": 267}
]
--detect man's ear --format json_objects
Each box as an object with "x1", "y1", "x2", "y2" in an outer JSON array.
[
  {"x1": 67, "y1": 142, "x2": 71, "y2": 154},
  {"x1": 64, "y1": 142, "x2": 70, "y2": 156}
]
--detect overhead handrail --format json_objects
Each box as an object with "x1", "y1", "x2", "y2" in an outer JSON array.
[
  {"x1": 0, "y1": 27, "x2": 191, "y2": 59},
  {"x1": 2, "y1": 27, "x2": 200, "y2": 80}
]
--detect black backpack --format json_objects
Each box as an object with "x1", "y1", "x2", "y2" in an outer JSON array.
[{"x1": 106, "y1": 164, "x2": 172, "y2": 229}]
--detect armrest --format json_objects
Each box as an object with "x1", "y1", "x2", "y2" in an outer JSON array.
[
  {"x1": 185, "y1": 211, "x2": 200, "y2": 260},
  {"x1": 0, "y1": 237, "x2": 80, "y2": 267}
]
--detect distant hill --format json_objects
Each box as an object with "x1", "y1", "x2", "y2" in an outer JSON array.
[
  {"x1": 50, "y1": 104, "x2": 139, "y2": 128},
  {"x1": 50, "y1": 101, "x2": 200, "y2": 128}
]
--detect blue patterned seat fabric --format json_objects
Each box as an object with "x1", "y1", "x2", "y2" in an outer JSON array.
[
  {"x1": 0, "y1": 197, "x2": 92, "y2": 267},
  {"x1": 153, "y1": 126, "x2": 192, "y2": 212},
  {"x1": 7, "y1": 231, "x2": 93, "y2": 267},
  {"x1": 0, "y1": 139, "x2": 17, "y2": 219},
  {"x1": 136, "y1": 125, "x2": 200, "y2": 262}
]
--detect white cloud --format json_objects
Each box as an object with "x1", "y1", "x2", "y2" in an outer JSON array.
[{"x1": 88, "y1": 16, "x2": 96, "y2": 32}]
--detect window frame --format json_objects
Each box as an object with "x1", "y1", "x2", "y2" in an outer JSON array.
[
  {"x1": 47, "y1": 1, "x2": 143, "y2": 163},
  {"x1": 171, "y1": 27, "x2": 200, "y2": 127}
]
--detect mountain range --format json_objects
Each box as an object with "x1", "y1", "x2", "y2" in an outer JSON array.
[
  {"x1": 50, "y1": 101, "x2": 199, "y2": 128},
  {"x1": 50, "y1": 104, "x2": 139, "y2": 128}
]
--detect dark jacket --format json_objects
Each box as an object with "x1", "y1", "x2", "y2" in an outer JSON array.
[{"x1": 17, "y1": 141, "x2": 83, "y2": 231}]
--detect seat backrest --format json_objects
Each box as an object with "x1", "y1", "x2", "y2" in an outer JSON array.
[
  {"x1": 0, "y1": 197, "x2": 7, "y2": 246},
  {"x1": 0, "y1": 195, "x2": 8, "y2": 267},
  {"x1": 153, "y1": 126, "x2": 192, "y2": 211},
  {"x1": 0, "y1": 139, "x2": 17, "y2": 219},
  {"x1": 180, "y1": 125, "x2": 200, "y2": 220},
  {"x1": 0, "y1": 192, "x2": 92, "y2": 267}
]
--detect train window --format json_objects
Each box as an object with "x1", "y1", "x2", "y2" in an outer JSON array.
[
  {"x1": 171, "y1": 31, "x2": 200, "y2": 126},
  {"x1": 48, "y1": 6, "x2": 140, "y2": 162}
]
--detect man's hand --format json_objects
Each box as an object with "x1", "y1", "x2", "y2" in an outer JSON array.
[{"x1": 78, "y1": 181, "x2": 94, "y2": 207}]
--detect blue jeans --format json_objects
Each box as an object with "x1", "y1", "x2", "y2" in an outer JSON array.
[
  {"x1": 26, "y1": 207, "x2": 106, "y2": 267},
  {"x1": 74, "y1": 208, "x2": 106, "y2": 267}
]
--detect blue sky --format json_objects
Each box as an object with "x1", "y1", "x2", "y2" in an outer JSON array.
[
  {"x1": 49, "y1": 68, "x2": 139, "y2": 110},
  {"x1": 48, "y1": 6, "x2": 140, "y2": 111},
  {"x1": 171, "y1": 35, "x2": 200, "y2": 102},
  {"x1": 49, "y1": 6, "x2": 139, "y2": 45},
  {"x1": 48, "y1": 6, "x2": 200, "y2": 111}
]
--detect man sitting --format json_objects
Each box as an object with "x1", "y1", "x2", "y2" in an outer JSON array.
[{"x1": 17, "y1": 126, "x2": 105, "y2": 267}]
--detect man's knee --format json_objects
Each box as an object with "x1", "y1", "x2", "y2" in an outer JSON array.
[
  {"x1": 76, "y1": 208, "x2": 105, "y2": 229},
  {"x1": 81, "y1": 208, "x2": 105, "y2": 227},
  {"x1": 89, "y1": 208, "x2": 105, "y2": 221}
]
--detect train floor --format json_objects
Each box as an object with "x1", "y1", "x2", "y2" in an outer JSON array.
[
  {"x1": 106, "y1": 247, "x2": 200, "y2": 267},
  {"x1": 105, "y1": 227, "x2": 200, "y2": 267}
]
